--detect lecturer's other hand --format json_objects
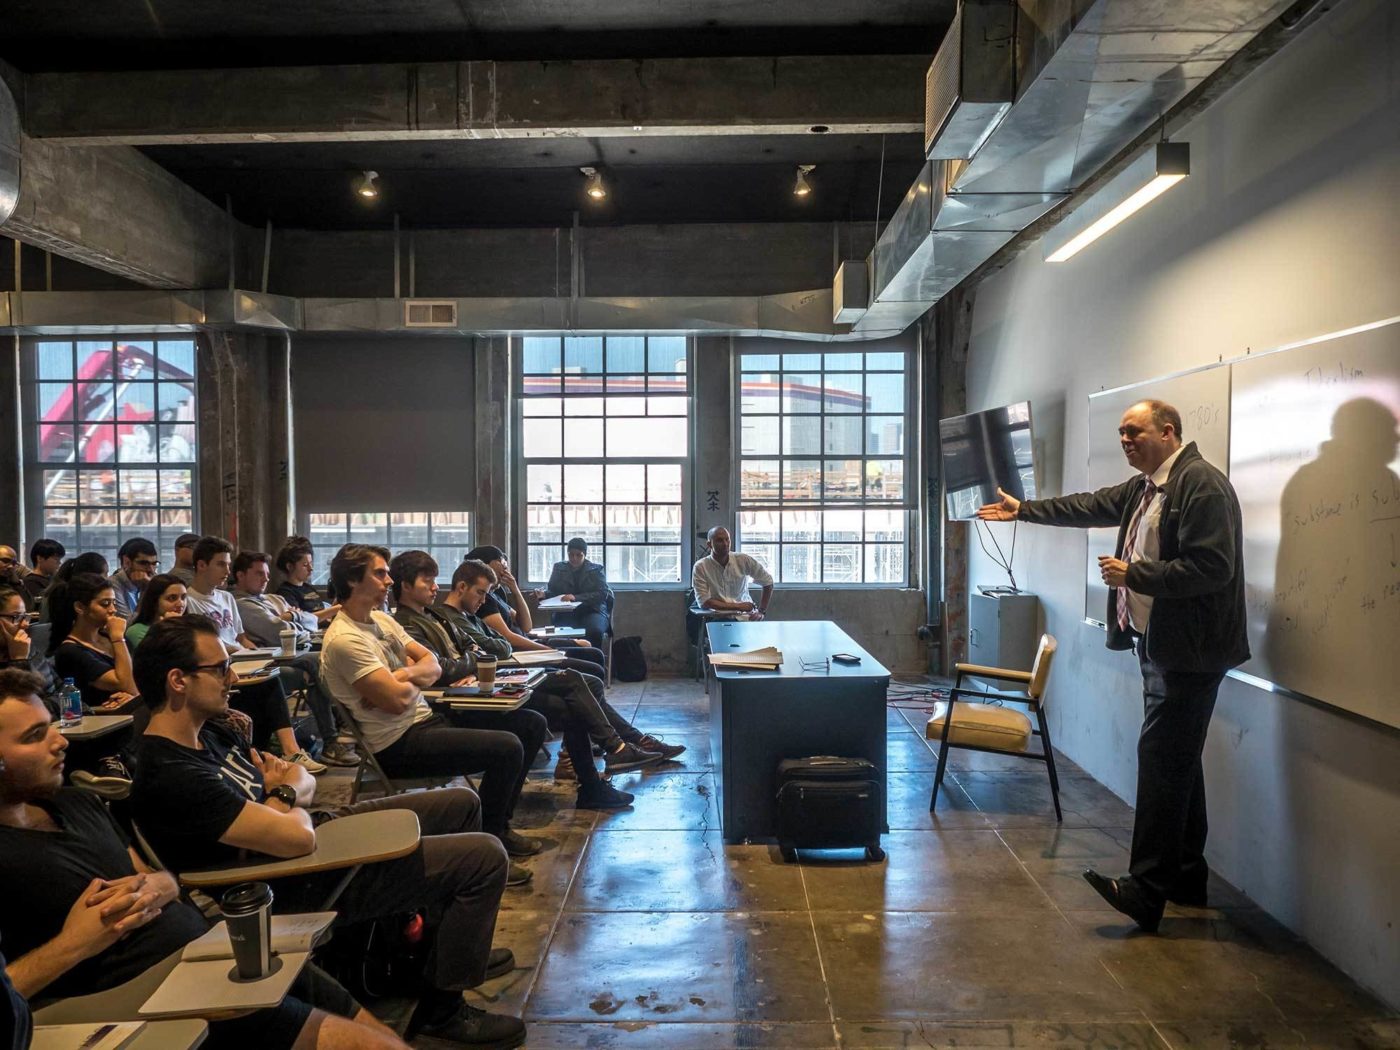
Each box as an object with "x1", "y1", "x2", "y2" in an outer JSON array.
[
  {"x1": 1097, "y1": 555, "x2": 1128, "y2": 588},
  {"x1": 976, "y1": 488, "x2": 1020, "y2": 521}
]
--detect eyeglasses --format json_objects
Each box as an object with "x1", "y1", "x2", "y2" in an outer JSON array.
[
  {"x1": 0, "y1": 557, "x2": 14, "y2": 565},
  {"x1": 183, "y1": 660, "x2": 233, "y2": 678},
  {"x1": 0, "y1": 612, "x2": 27, "y2": 623}
]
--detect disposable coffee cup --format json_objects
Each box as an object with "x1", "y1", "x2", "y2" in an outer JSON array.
[
  {"x1": 476, "y1": 656, "x2": 497, "y2": 689},
  {"x1": 221, "y1": 882, "x2": 274, "y2": 980},
  {"x1": 279, "y1": 627, "x2": 297, "y2": 657}
]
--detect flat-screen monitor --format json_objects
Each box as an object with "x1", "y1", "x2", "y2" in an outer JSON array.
[{"x1": 939, "y1": 401, "x2": 1038, "y2": 520}]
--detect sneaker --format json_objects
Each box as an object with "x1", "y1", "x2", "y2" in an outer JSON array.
[
  {"x1": 553, "y1": 752, "x2": 577, "y2": 782},
  {"x1": 576, "y1": 782, "x2": 635, "y2": 810},
  {"x1": 499, "y1": 828, "x2": 543, "y2": 858},
  {"x1": 288, "y1": 750, "x2": 327, "y2": 775},
  {"x1": 70, "y1": 756, "x2": 133, "y2": 801},
  {"x1": 635, "y1": 734, "x2": 687, "y2": 761},
  {"x1": 407, "y1": 999, "x2": 526, "y2": 1048},
  {"x1": 506, "y1": 862, "x2": 533, "y2": 888},
  {"x1": 318, "y1": 741, "x2": 361, "y2": 768},
  {"x1": 603, "y1": 741, "x2": 663, "y2": 773}
]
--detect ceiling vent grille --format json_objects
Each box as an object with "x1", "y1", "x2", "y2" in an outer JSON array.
[
  {"x1": 403, "y1": 300, "x2": 458, "y2": 327},
  {"x1": 924, "y1": 0, "x2": 1016, "y2": 161}
]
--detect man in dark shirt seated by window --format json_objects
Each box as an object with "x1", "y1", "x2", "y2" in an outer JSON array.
[
  {"x1": 543, "y1": 537, "x2": 615, "y2": 650},
  {"x1": 128, "y1": 617, "x2": 527, "y2": 1048},
  {"x1": 0, "y1": 667, "x2": 409, "y2": 1049}
]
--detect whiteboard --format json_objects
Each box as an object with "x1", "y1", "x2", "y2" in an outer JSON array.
[
  {"x1": 1230, "y1": 319, "x2": 1400, "y2": 728},
  {"x1": 1084, "y1": 368, "x2": 1232, "y2": 623}
]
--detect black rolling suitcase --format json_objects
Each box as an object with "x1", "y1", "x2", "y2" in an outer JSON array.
[{"x1": 775, "y1": 755, "x2": 885, "y2": 863}]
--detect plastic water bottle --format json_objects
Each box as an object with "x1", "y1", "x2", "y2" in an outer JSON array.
[{"x1": 60, "y1": 677, "x2": 83, "y2": 728}]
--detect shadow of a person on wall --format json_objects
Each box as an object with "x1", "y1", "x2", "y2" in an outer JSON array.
[{"x1": 1267, "y1": 397, "x2": 1400, "y2": 712}]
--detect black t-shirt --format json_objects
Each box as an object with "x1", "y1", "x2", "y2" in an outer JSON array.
[
  {"x1": 277, "y1": 581, "x2": 327, "y2": 614},
  {"x1": 133, "y1": 724, "x2": 268, "y2": 873},
  {"x1": 479, "y1": 587, "x2": 516, "y2": 625},
  {"x1": 0, "y1": 790, "x2": 208, "y2": 1002},
  {"x1": 52, "y1": 640, "x2": 121, "y2": 707}
]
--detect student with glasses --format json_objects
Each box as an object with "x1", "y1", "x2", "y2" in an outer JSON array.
[{"x1": 108, "y1": 538, "x2": 161, "y2": 620}]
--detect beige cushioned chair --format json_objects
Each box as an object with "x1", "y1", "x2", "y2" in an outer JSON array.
[{"x1": 926, "y1": 634, "x2": 1063, "y2": 821}]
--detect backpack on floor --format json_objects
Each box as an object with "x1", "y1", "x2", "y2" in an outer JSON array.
[{"x1": 612, "y1": 636, "x2": 648, "y2": 681}]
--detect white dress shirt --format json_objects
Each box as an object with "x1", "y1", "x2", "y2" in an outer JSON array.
[
  {"x1": 691, "y1": 552, "x2": 774, "y2": 605},
  {"x1": 1126, "y1": 446, "x2": 1185, "y2": 632}
]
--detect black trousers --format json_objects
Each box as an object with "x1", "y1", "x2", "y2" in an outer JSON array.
[
  {"x1": 374, "y1": 709, "x2": 544, "y2": 836},
  {"x1": 1129, "y1": 649, "x2": 1224, "y2": 904},
  {"x1": 531, "y1": 668, "x2": 647, "y2": 750},
  {"x1": 550, "y1": 607, "x2": 611, "y2": 650},
  {"x1": 229, "y1": 676, "x2": 292, "y2": 750},
  {"x1": 544, "y1": 644, "x2": 606, "y2": 674},
  {"x1": 274, "y1": 788, "x2": 507, "y2": 992}
]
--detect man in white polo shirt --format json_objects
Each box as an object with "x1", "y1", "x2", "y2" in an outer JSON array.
[{"x1": 690, "y1": 526, "x2": 774, "y2": 620}]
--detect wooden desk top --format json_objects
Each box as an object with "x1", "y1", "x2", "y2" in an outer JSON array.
[{"x1": 179, "y1": 808, "x2": 420, "y2": 889}]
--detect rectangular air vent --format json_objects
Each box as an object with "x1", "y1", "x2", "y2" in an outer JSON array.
[
  {"x1": 403, "y1": 300, "x2": 458, "y2": 327},
  {"x1": 924, "y1": 1, "x2": 1016, "y2": 161},
  {"x1": 833, "y1": 260, "x2": 869, "y2": 325}
]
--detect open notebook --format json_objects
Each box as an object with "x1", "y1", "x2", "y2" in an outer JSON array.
[{"x1": 31, "y1": 1024, "x2": 145, "y2": 1050}]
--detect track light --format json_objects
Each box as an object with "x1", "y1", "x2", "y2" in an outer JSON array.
[
  {"x1": 793, "y1": 164, "x2": 816, "y2": 197},
  {"x1": 353, "y1": 170, "x2": 380, "y2": 199},
  {"x1": 1045, "y1": 143, "x2": 1190, "y2": 262},
  {"x1": 580, "y1": 166, "x2": 607, "y2": 201}
]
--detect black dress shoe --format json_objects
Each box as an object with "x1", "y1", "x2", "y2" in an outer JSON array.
[
  {"x1": 1166, "y1": 884, "x2": 1209, "y2": 907},
  {"x1": 483, "y1": 947, "x2": 515, "y2": 981},
  {"x1": 1083, "y1": 869, "x2": 1163, "y2": 932}
]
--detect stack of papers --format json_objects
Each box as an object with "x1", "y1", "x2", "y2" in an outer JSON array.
[
  {"x1": 32, "y1": 1024, "x2": 145, "y2": 1050},
  {"x1": 503, "y1": 650, "x2": 566, "y2": 666},
  {"x1": 708, "y1": 646, "x2": 783, "y2": 670},
  {"x1": 538, "y1": 596, "x2": 581, "y2": 610}
]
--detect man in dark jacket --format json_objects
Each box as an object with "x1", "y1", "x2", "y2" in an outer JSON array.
[
  {"x1": 978, "y1": 399, "x2": 1248, "y2": 932},
  {"x1": 544, "y1": 538, "x2": 614, "y2": 648}
]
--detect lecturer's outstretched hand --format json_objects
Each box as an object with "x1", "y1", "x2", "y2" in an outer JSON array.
[{"x1": 976, "y1": 488, "x2": 1021, "y2": 521}]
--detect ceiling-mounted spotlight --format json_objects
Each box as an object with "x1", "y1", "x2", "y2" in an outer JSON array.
[
  {"x1": 580, "y1": 166, "x2": 607, "y2": 201},
  {"x1": 353, "y1": 170, "x2": 380, "y2": 199},
  {"x1": 1044, "y1": 142, "x2": 1190, "y2": 262},
  {"x1": 793, "y1": 164, "x2": 816, "y2": 197}
]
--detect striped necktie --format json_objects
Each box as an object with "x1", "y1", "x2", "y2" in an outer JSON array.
[{"x1": 1117, "y1": 479, "x2": 1158, "y2": 631}]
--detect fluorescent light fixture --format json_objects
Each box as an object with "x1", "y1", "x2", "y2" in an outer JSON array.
[
  {"x1": 353, "y1": 170, "x2": 379, "y2": 199},
  {"x1": 580, "y1": 166, "x2": 607, "y2": 200},
  {"x1": 793, "y1": 164, "x2": 816, "y2": 197},
  {"x1": 1045, "y1": 142, "x2": 1189, "y2": 262}
]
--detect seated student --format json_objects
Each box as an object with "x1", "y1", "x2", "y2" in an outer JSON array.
[
  {"x1": 464, "y1": 546, "x2": 607, "y2": 675},
  {"x1": 125, "y1": 572, "x2": 188, "y2": 648},
  {"x1": 441, "y1": 560, "x2": 684, "y2": 778},
  {"x1": 184, "y1": 536, "x2": 325, "y2": 774},
  {"x1": 0, "y1": 550, "x2": 25, "y2": 612},
  {"x1": 169, "y1": 532, "x2": 200, "y2": 585},
  {"x1": 35, "y1": 552, "x2": 109, "y2": 624},
  {"x1": 0, "y1": 587, "x2": 62, "y2": 711},
  {"x1": 128, "y1": 620, "x2": 526, "y2": 1048},
  {"x1": 319, "y1": 545, "x2": 544, "y2": 878},
  {"x1": 22, "y1": 538, "x2": 64, "y2": 608},
  {"x1": 48, "y1": 574, "x2": 140, "y2": 712},
  {"x1": 108, "y1": 537, "x2": 160, "y2": 620},
  {"x1": 0, "y1": 668, "x2": 415, "y2": 1050},
  {"x1": 390, "y1": 553, "x2": 655, "y2": 802},
  {"x1": 233, "y1": 552, "x2": 357, "y2": 769},
  {"x1": 276, "y1": 538, "x2": 342, "y2": 625},
  {"x1": 544, "y1": 537, "x2": 615, "y2": 649}
]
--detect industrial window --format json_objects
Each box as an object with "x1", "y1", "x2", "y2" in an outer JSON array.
[
  {"x1": 302, "y1": 512, "x2": 474, "y2": 583},
  {"x1": 518, "y1": 335, "x2": 689, "y2": 585},
  {"x1": 23, "y1": 337, "x2": 198, "y2": 568},
  {"x1": 736, "y1": 348, "x2": 910, "y2": 584}
]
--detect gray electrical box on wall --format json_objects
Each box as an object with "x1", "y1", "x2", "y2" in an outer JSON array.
[{"x1": 967, "y1": 592, "x2": 1040, "y2": 672}]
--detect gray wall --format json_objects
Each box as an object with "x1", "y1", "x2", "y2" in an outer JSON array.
[{"x1": 963, "y1": 0, "x2": 1400, "y2": 1007}]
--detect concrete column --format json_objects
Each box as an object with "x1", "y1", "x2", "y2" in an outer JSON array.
[
  {"x1": 929, "y1": 289, "x2": 973, "y2": 671},
  {"x1": 691, "y1": 336, "x2": 734, "y2": 553},
  {"x1": 197, "y1": 330, "x2": 294, "y2": 554},
  {"x1": 0, "y1": 335, "x2": 21, "y2": 545},
  {"x1": 473, "y1": 335, "x2": 511, "y2": 548}
]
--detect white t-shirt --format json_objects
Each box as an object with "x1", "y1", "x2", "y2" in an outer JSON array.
[
  {"x1": 320, "y1": 610, "x2": 433, "y2": 753},
  {"x1": 184, "y1": 586, "x2": 244, "y2": 648},
  {"x1": 691, "y1": 552, "x2": 774, "y2": 605}
]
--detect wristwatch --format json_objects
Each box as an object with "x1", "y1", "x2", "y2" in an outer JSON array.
[{"x1": 266, "y1": 783, "x2": 298, "y2": 808}]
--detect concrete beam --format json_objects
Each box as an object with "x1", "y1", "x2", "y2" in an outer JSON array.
[
  {"x1": 1, "y1": 135, "x2": 241, "y2": 288},
  {"x1": 24, "y1": 56, "x2": 927, "y2": 145}
]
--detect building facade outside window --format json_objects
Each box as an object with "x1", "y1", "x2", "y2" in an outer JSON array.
[
  {"x1": 518, "y1": 335, "x2": 690, "y2": 585},
  {"x1": 23, "y1": 337, "x2": 198, "y2": 568},
  {"x1": 302, "y1": 512, "x2": 474, "y2": 583},
  {"x1": 736, "y1": 346, "x2": 911, "y2": 584}
]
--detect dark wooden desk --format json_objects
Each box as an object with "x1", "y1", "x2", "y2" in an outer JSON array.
[{"x1": 706, "y1": 620, "x2": 889, "y2": 844}]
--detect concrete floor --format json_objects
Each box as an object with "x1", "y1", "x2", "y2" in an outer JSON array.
[{"x1": 322, "y1": 676, "x2": 1399, "y2": 1049}]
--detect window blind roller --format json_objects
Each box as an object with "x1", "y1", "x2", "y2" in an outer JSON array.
[{"x1": 291, "y1": 335, "x2": 476, "y2": 511}]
